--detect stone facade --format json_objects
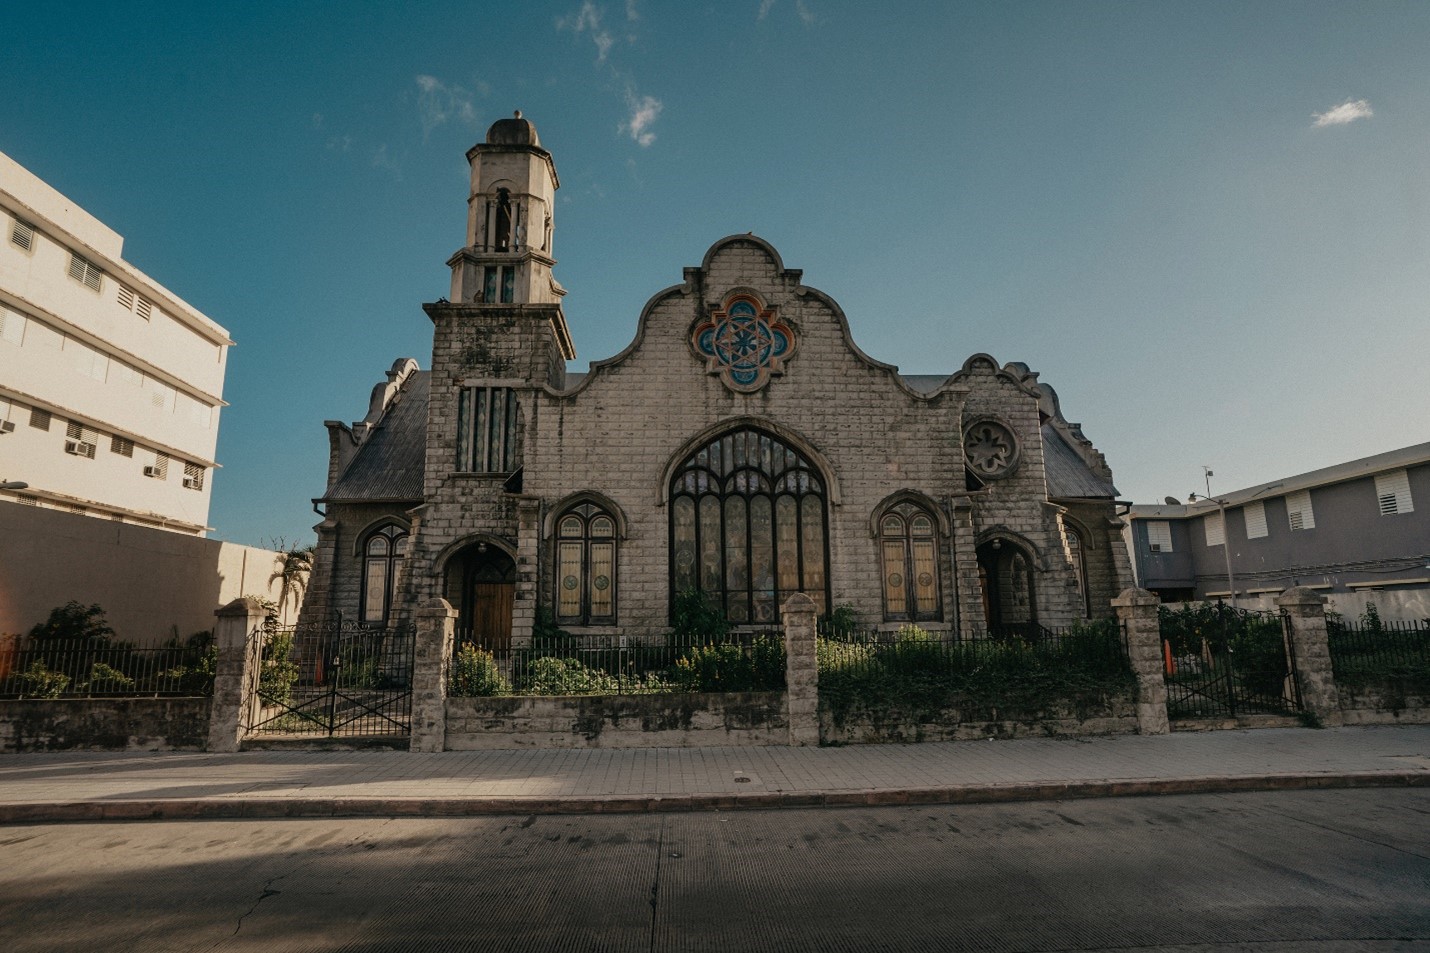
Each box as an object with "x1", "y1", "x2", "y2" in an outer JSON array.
[{"x1": 301, "y1": 113, "x2": 1131, "y2": 648}]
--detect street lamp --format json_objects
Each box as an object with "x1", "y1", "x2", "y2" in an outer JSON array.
[{"x1": 1187, "y1": 468, "x2": 1284, "y2": 609}]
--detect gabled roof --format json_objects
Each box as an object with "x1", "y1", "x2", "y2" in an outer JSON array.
[
  {"x1": 322, "y1": 371, "x2": 429, "y2": 503},
  {"x1": 1042, "y1": 424, "x2": 1118, "y2": 500}
]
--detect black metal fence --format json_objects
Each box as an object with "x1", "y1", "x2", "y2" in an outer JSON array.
[
  {"x1": 0, "y1": 636, "x2": 215, "y2": 698},
  {"x1": 1159, "y1": 603, "x2": 1301, "y2": 719},
  {"x1": 245, "y1": 623, "x2": 416, "y2": 737},
  {"x1": 1328, "y1": 617, "x2": 1430, "y2": 694},
  {"x1": 450, "y1": 630, "x2": 786, "y2": 696}
]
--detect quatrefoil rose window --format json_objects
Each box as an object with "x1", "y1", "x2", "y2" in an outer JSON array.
[
  {"x1": 692, "y1": 293, "x2": 796, "y2": 393},
  {"x1": 963, "y1": 419, "x2": 1020, "y2": 480}
]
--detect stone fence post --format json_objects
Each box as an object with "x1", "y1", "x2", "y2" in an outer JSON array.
[
  {"x1": 1112, "y1": 587, "x2": 1169, "y2": 735},
  {"x1": 1276, "y1": 587, "x2": 1343, "y2": 727},
  {"x1": 782, "y1": 592, "x2": 819, "y2": 746},
  {"x1": 207, "y1": 596, "x2": 272, "y2": 753},
  {"x1": 410, "y1": 598, "x2": 457, "y2": 753}
]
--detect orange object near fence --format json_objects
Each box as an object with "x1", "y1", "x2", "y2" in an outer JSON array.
[{"x1": 1163, "y1": 639, "x2": 1175, "y2": 675}]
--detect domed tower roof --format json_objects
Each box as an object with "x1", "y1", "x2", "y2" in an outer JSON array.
[{"x1": 485, "y1": 110, "x2": 540, "y2": 147}]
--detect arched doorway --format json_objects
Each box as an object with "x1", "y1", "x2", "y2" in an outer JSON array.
[
  {"x1": 445, "y1": 542, "x2": 516, "y2": 653},
  {"x1": 976, "y1": 538, "x2": 1037, "y2": 637}
]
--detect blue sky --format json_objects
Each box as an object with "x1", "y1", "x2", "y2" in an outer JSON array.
[{"x1": 3, "y1": 1, "x2": 1427, "y2": 546}]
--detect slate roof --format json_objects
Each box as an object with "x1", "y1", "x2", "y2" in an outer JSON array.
[
  {"x1": 1042, "y1": 424, "x2": 1118, "y2": 500},
  {"x1": 322, "y1": 371, "x2": 429, "y2": 502}
]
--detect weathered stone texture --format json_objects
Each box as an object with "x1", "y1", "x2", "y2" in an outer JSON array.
[{"x1": 0, "y1": 698, "x2": 210, "y2": 752}]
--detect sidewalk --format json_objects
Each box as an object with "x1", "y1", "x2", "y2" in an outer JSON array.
[{"x1": 1, "y1": 724, "x2": 1427, "y2": 823}]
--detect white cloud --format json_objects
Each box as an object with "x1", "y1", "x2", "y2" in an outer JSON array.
[
  {"x1": 626, "y1": 0, "x2": 639, "y2": 21},
  {"x1": 415, "y1": 74, "x2": 480, "y2": 140},
  {"x1": 558, "y1": 2, "x2": 614, "y2": 62},
  {"x1": 794, "y1": 0, "x2": 815, "y2": 24},
  {"x1": 758, "y1": 0, "x2": 776, "y2": 20},
  {"x1": 621, "y1": 91, "x2": 663, "y2": 147},
  {"x1": 1312, "y1": 98, "x2": 1373, "y2": 128},
  {"x1": 372, "y1": 144, "x2": 401, "y2": 179}
]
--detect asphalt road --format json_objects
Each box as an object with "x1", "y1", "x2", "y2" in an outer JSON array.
[{"x1": 1, "y1": 789, "x2": 1427, "y2": 952}]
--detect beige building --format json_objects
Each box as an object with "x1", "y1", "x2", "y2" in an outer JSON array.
[
  {"x1": 0, "y1": 150, "x2": 231, "y2": 535},
  {"x1": 302, "y1": 113, "x2": 1132, "y2": 642}
]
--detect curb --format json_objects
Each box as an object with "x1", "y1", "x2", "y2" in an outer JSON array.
[{"x1": 1, "y1": 770, "x2": 1425, "y2": 824}]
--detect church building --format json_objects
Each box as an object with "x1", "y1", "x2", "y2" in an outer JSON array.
[{"x1": 300, "y1": 112, "x2": 1132, "y2": 647}]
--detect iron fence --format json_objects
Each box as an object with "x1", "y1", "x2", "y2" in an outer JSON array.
[
  {"x1": 245, "y1": 622, "x2": 416, "y2": 737},
  {"x1": 450, "y1": 630, "x2": 786, "y2": 696},
  {"x1": 1328, "y1": 618, "x2": 1430, "y2": 692},
  {"x1": 1158, "y1": 604, "x2": 1301, "y2": 719},
  {"x1": 0, "y1": 636, "x2": 215, "y2": 699}
]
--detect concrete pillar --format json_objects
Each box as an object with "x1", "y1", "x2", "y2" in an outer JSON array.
[
  {"x1": 410, "y1": 598, "x2": 457, "y2": 753},
  {"x1": 782, "y1": 592, "x2": 820, "y2": 746},
  {"x1": 512, "y1": 498, "x2": 541, "y2": 649},
  {"x1": 207, "y1": 596, "x2": 272, "y2": 753},
  {"x1": 1276, "y1": 586, "x2": 1343, "y2": 727},
  {"x1": 949, "y1": 496, "x2": 985, "y2": 639},
  {"x1": 1112, "y1": 587, "x2": 1169, "y2": 735}
]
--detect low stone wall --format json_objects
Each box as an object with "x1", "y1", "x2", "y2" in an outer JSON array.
[
  {"x1": 1338, "y1": 686, "x2": 1430, "y2": 726},
  {"x1": 0, "y1": 698, "x2": 211, "y2": 752},
  {"x1": 819, "y1": 695, "x2": 1140, "y2": 745},
  {"x1": 445, "y1": 692, "x2": 788, "y2": 749}
]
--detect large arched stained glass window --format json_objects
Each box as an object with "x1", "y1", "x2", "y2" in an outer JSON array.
[
  {"x1": 361, "y1": 524, "x2": 409, "y2": 624},
  {"x1": 670, "y1": 428, "x2": 829, "y2": 624},
  {"x1": 555, "y1": 503, "x2": 617, "y2": 626},
  {"x1": 878, "y1": 502, "x2": 942, "y2": 622}
]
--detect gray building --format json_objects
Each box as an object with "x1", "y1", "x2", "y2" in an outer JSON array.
[{"x1": 1125, "y1": 443, "x2": 1430, "y2": 620}]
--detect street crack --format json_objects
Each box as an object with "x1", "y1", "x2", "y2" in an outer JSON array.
[{"x1": 234, "y1": 875, "x2": 285, "y2": 935}]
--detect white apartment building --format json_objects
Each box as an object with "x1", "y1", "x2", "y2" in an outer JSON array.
[{"x1": 0, "y1": 150, "x2": 231, "y2": 535}]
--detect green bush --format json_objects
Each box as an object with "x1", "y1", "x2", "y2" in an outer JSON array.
[
  {"x1": 450, "y1": 645, "x2": 510, "y2": 697},
  {"x1": 83, "y1": 662, "x2": 135, "y2": 693},
  {"x1": 524, "y1": 656, "x2": 621, "y2": 695},
  {"x1": 17, "y1": 661, "x2": 70, "y2": 699},
  {"x1": 670, "y1": 588, "x2": 729, "y2": 641},
  {"x1": 258, "y1": 631, "x2": 300, "y2": 704},
  {"x1": 29, "y1": 602, "x2": 115, "y2": 643},
  {"x1": 672, "y1": 637, "x2": 786, "y2": 692}
]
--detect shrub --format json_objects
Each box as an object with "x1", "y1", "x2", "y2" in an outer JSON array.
[
  {"x1": 670, "y1": 588, "x2": 729, "y2": 642},
  {"x1": 672, "y1": 637, "x2": 786, "y2": 692},
  {"x1": 450, "y1": 645, "x2": 510, "y2": 697},
  {"x1": 83, "y1": 662, "x2": 135, "y2": 693},
  {"x1": 18, "y1": 661, "x2": 70, "y2": 699},
  {"x1": 258, "y1": 630, "x2": 300, "y2": 704},
  {"x1": 29, "y1": 602, "x2": 115, "y2": 643},
  {"x1": 823, "y1": 603, "x2": 857, "y2": 638},
  {"x1": 524, "y1": 656, "x2": 620, "y2": 695}
]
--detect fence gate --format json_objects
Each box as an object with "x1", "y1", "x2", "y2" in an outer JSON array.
[
  {"x1": 242, "y1": 622, "x2": 416, "y2": 738},
  {"x1": 1163, "y1": 611, "x2": 1303, "y2": 721}
]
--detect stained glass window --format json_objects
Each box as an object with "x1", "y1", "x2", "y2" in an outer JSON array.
[
  {"x1": 669, "y1": 428, "x2": 829, "y2": 623},
  {"x1": 554, "y1": 503, "x2": 617, "y2": 625},
  {"x1": 1064, "y1": 519, "x2": 1090, "y2": 618},
  {"x1": 878, "y1": 502, "x2": 942, "y2": 622},
  {"x1": 361, "y1": 524, "x2": 409, "y2": 624},
  {"x1": 691, "y1": 293, "x2": 797, "y2": 393}
]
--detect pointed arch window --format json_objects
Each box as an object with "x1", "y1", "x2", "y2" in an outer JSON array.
[
  {"x1": 555, "y1": 503, "x2": 617, "y2": 625},
  {"x1": 361, "y1": 524, "x2": 409, "y2": 624},
  {"x1": 669, "y1": 428, "x2": 829, "y2": 624},
  {"x1": 1064, "y1": 519, "x2": 1090, "y2": 618},
  {"x1": 878, "y1": 502, "x2": 942, "y2": 622}
]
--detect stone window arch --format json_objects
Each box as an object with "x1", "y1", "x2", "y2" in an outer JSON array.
[
  {"x1": 360, "y1": 523, "x2": 408, "y2": 624},
  {"x1": 877, "y1": 501, "x2": 943, "y2": 622},
  {"x1": 554, "y1": 502, "x2": 617, "y2": 626},
  {"x1": 669, "y1": 427, "x2": 829, "y2": 623},
  {"x1": 1062, "y1": 517, "x2": 1091, "y2": 618}
]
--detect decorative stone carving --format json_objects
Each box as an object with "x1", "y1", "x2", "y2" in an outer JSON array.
[
  {"x1": 963, "y1": 418, "x2": 1020, "y2": 479},
  {"x1": 692, "y1": 292, "x2": 796, "y2": 393}
]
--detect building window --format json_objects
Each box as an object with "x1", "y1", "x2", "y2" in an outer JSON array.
[
  {"x1": 878, "y1": 502, "x2": 942, "y2": 622},
  {"x1": 1374, "y1": 470, "x2": 1414, "y2": 516},
  {"x1": 554, "y1": 503, "x2": 617, "y2": 625},
  {"x1": 144, "y1": 451, "x2": 169, "y2": 480},
  {"x1": 1064, "y1": 520, "x2": 1090, "y2": 618},
  {"x1": 361, "y1": 524, "x2": 409, "y2": 623},
  {"x1": 669, "y1": 427, "x2": 829, "y2": 624},
  {"x1": 1146, "y1": 520, "x2": 1173, "y2": 553},
  {"x1": 1243, "y1": 501, "x2": 1269, "y2": 539},
  {"x1": 482, "y1": 265, "x2": 515, "y2": 303},
  {"x1": 182, "y1": 462, "x2": 205, "y2": 491},
  {"x1": 9, "y1": 218, "x2": 35, "y2": 252},
  {"x1": 110, "y1": 436, "x2": 134, "y2": 457},
  {"x1": 64, "y1": 420, "x2": 98, "y2": 458},
  {"x1": 0, "y1": 305, "x2": 26, "y2": 345},
  {"x1": 493, "y1": 188, "x2": 513, "y2": 251},
  {"x1": 456, "y1": 386, "x2": 518, "y2": 472},
  {"x1": 68, "y1": 252, "x2": 104, "y2": 292},
  {"x1": 29, "y1": 407, "x2": 52, "y2": 431},
  {"x1": 1204, "y1": 510, "x2": 1224, "y2": 547},
  {"x1": 1286, "y1": 490, "x2": 1315, "y2": 531}
]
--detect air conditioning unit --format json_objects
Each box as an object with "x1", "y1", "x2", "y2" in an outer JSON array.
[
  {"x1": 0, "y1": 420, "x2": 14, "y2": 434},
  {"x1": 65, "y1": 440, "x2": 95, "y2": 456},
  {"x1": 1148, "y1": 543, "x2": 1163, "y2": 553},
  {"x1": 143, "y1": 465, "x2": 161, "y2": 478},
  {"x1": 182, "y1": 476, "x2": 198, "y2": 489}
]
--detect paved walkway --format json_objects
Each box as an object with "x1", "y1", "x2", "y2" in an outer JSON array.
[{"x1": 2, "y1": 724, "x2": 1427, "y2": 822}]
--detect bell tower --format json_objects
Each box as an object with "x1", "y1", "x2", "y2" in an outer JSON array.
[{"x1": 448, "y1": 110, "x2": 567, "y2": 312}]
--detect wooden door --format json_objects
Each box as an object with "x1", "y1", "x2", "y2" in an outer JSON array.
[{"x1": 472, "y1": 582, "x2": 514, "y2": 654}]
